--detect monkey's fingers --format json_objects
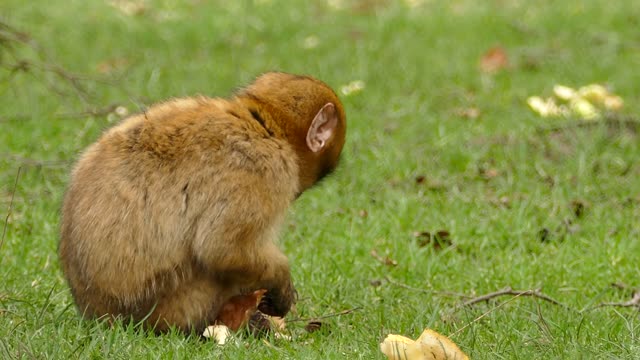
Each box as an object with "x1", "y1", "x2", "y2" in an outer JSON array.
[{"x1": 258, "y1": 284, "x2": 296, "y2": 317}]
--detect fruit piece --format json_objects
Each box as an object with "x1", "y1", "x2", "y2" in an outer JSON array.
[
  {"x1": 380, "y1": 334, "x2": 423, "y2": 360},
  {"x1": 570, "y1": 98, "x2": 600, "y2": 120},
  {"x1": 527, "y1": 96, "x2": 564, "y2": 117},
  {"x1": 204, "y1": 289, "x2": 290, "y2": 344},
  {"x1": 577, "y1": 84, "x2": 609, "y2": 103},
  {"x1": 604, "y1": 95, "x2": 624, "y2": 110},
  {"x1": 203, "y1": 324, "x2": 232, "y2": 345},
  {"x1": 553, "y1": 85, "x2": 576, "y2": 101},
  {"x1": 416, "y1": 329, "x2": 469, "y2": 360},
  {"x1": 380, "y1": 329, "x2": 469, "y2": 360},
  {"x1": 215, "y1": 289, "x2": 267, "y2": 331}
]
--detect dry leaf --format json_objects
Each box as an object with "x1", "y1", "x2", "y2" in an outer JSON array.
[
  {"x1": 371, "y1": 249, "x2": 398, "y2": 266},
  {"x1": 454, "y1": 107, "x2": 481, "y2": 119},
  {"x1": 571, "y1": 199, "x2": 587, "y2": 218},
  {"x1": 304, "y1": 320, "x2": 325, "y2": 333},
  {"x1": 107, "y1": 0, "x2": 147, "y2": 16},
  {"x1": 413, "y1": 230, "x2": 452, "y2": 250},
  {"x1": 479, "y1": 46, "x2": 509, "y2": 73},
  {"x1": 482, "y1": 168, "x2": 499, "y2": 179},
  {"x1": 96, "y1": 57, "x2": 130, "y2": 74},
  {"x1": 248, "y1": 311, "x2": 288, "y2": 335},
  {"x1": 380, "y1": 329, "x2": 469, "y2": 360}
]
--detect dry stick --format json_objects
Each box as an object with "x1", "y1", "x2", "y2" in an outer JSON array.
[
  {"x1": 584, "y1": 291, "x2": 640, "y2": 312},
  {"x1": 536, "y1": 116, "x2": 640, "y2": 135},
  {"x1": 1, "y1": 20, "x2": 145, "y2": 120},
  {"x1": 1, "y1": 154, "x2": 71, "y2": 168},
  {"x1": 286, "y1": 306, "x2": 362, "y2": 323},
  {"x1": 449, "y1": 291, "x2": 529, "y2": 338},
  {"x1": 0, "y1": 104, "x2": 121, "y2": 123},
  {"x1": 1, "y1": 167, "x2": 21, "y2": 254},
  {"x1": 448, "y1": 287, "x2": 571, "y2": 338},
  {"x1": 1, "y1": 20, "x2": 91, "y2": 103},
  {"x1": 453, "y1": 287, "x2": 568, "y2": 311}
]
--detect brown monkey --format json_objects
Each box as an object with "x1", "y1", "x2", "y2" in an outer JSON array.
[{"x1": 59, "y1": 72, "x2": 346, "y2": 333}]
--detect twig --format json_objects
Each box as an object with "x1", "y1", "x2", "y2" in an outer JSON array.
[
  {"x1": 54, "y1": 104, "x2": 121, "y2": 119},
  {"x1": 370, "y1": 249, "x2": 397, "y2": 267},
  {"x1": 1, "y1": 154, "x2": 71, "y2": 168},
  {"x1": 449, "y1": 290, "x2": 529, "y2": 338},
  {"x1": 286, "y1": 306, "x2": 362, "y2": 323},
  {"x1": 1, "y1": 167, "x2": 21, "y2": 253},
  {"x1": 584, "y1": 291, "x2": 640, "y2": 312},
  {"x1": 384, "y1": 276, "x2": 431, "y2": 294},
  {"x1": 536, "y1": 115, "x2": 640, "y2": 135},
  {"x1": 610, "y1": 282, "x2": 629, "y2": 290},
  {"x1": 0, "y1": 104, "x2": 121, "y2": 123},
  {"x1": 452, "y1": 286, "x2": 568, "y2": 311},
  {"x1": 0, "y1": 21, "x2": 32, "y2": 44}
]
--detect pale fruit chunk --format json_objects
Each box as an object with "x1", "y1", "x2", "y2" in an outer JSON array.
[
  {"x1": 203, "y1": 289, "x2": 290, "y2": 344},
  {"x1": 380, "y1": 329, "x2": 469, "y2": 360},
  {"x1": 203, "y1": 325, "x2": 232, "y2": 345}
]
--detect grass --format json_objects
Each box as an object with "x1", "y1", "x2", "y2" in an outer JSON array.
[{"x1": 1, "y1": 0, "x2": 640, "y2": 358}]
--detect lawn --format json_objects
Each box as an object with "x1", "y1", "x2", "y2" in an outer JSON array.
[{"x1": 1, "y1": 0, "x2": 640, "y2": 358}]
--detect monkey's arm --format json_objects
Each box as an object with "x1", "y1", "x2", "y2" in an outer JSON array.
[
  {"x1": 187, "y1": 153, "x2": 298, "y2": 317},
  {"x1": 192, "y1": 221, "x2": 296, "y2": 317}
]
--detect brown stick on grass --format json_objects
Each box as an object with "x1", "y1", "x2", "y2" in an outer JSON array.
[
  {"x1": 453, "y1": 286, "x2": 569, "y2": 311},
  {"x1": 1, "y1": 167, "x2": 21, "y2": 253},
  {"x1": 585, "y1": 291, "x2": 640, "y2": 312}
]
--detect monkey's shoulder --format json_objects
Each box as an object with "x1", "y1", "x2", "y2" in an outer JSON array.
[{"x1": 92, "y1": 97, "x2": 296, "y2": 180}]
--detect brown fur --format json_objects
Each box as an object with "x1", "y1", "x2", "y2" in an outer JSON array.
[{"x1": 59, "y1": 72, "x2": 346, "y2": 333}]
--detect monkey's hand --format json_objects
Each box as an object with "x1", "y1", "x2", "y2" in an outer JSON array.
[{"x1": 258, "y1": 280, "x2": 296, "y2": 317}]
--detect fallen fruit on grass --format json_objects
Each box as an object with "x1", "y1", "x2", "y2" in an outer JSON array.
[
  {"x1": 380, "y1": 329, "x2": 469, "y2": 360},
  {"x1": 203, "y1": 289, "x2": 289, "y2": 344},
  {"x1": 203, "y1": 324, "x2": 232, "y2": 345},
  {"x1": 527, "y1": 83, "x2": 624, "y2": 120},
  {"x1": 216, "y1": 289, "x2": 267, "y2": 331}
]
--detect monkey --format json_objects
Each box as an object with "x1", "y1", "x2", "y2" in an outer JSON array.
[{"x1": 58, "y1": 72, "x2": 347, "y2": 334}]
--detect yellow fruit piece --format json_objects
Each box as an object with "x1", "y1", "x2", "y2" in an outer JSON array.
[
  {"x1": 577, "y1": 84, "x2": 609, "y2": 104},
  {"x1": 570, "y1": 98, "x2": 600, "y2": 120},
  {"x1": 416, "y1": 329, "x2": 469, "y2": 360},
  {"x1": 380, "y1": 334, "x2": 423, "y2": 360},
  {"x1": 203, "y1": 325, "x2": 232, "y2": 345},
  {"x1": 380, "y1": 329, "x2": 469, "y2": 360},
  {"x1": 553, "y1": 85, "x2": 577, "y2": 101},
  {"x1": 604, "y1": 95, "x2": 624, "y2": 110},
  {"x1": 527, "y1": 96, "x2": 565, "y2": 117}
]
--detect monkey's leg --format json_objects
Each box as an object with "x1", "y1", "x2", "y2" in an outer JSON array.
[{"x1": 147, "y1": 276, "x2": 226, "y2": 334}]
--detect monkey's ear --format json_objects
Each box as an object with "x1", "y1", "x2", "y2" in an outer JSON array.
[{"x1": 306, "y1": 103, "x2": 338, "y2": 153}]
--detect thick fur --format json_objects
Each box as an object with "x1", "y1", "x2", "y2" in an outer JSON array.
[{"x1": 59, "y1": 73, "x2": 346, "y2": 333}]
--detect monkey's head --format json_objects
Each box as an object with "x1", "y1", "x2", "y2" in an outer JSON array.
[{"x1": 239, "y1": 72, "x2": 347, "y2": 193}]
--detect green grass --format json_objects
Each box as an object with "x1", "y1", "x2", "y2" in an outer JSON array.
[{"x1": 2, "y1": 0, "x2": 640, "y2": 358}]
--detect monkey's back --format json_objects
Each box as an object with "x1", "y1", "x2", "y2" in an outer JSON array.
[{"x1": 59, "y1": 97, "x2": 299, "y2": 318}]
